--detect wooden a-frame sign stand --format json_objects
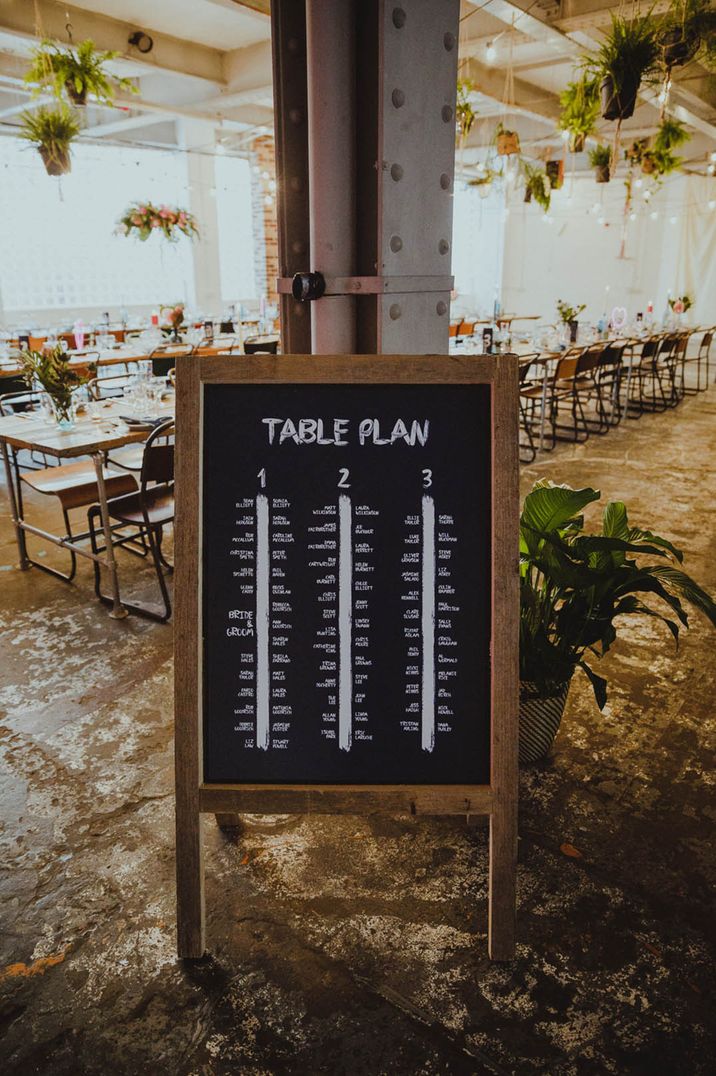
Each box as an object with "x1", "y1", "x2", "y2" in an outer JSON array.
[{"x1": 174, "y1": 353, "x2": 519, "y2": 961}]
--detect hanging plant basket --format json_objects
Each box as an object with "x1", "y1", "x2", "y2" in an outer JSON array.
[
  {"x1": 661, "y1": 28, "x2": 695, "y2": 68},
  {"x1": 524, "y1": 187, "x2": 532, "y2": 203},
  {"x1": 600, "y1": 73, "x2": 639, "y2": 121},
  {"x1": 519, "y1": 680, "x2": 571, "y2": 765},
  {"x1": 641, "y1": 154, "x2": 657, "y2": 175},
  {"x1": 595, "y1": 163, "x2": 610, "y2": 183},
  {"x1": 545, "y1": 159, "x2": 564, "y2": 190},
  {"x1": 569, "y1": 132, "x2": 586, "y2": 154},
  {"x1": 38, "y1": 145, "x2": 71, "y2": 176},
  {"x1": 64, "y1": 81, "x2": 87, "y2": 106},
  {"x1": 497, "y1": 131, "x2": 520, "y2": 156}
]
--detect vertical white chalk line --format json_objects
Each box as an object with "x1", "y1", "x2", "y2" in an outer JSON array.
[
  {"x1": 421, "y1": 494, "x2": 436, "y2": 752},
  {"x1": 256, "y1": 493, "x2": 270, "y2": 750},
  {"x1": 338, "y1": 493, "x2": 352, "y2": 751}
]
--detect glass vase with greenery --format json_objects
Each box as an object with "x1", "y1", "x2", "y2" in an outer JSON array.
[
  {"x1": 19, "y1": 346, "x2": 96, "y2": 429},
  {"x1": 558, "y1": 75, "x2": 600, "y2": 152},
  {"x1": 25, "y1": 38, "x2": 136, "y2": 106},
  {"x1": 18, "y1": 103, "x2": 81, "y2": 176},
  {"x1": 518, "y1": 481, "x2": 716, "y2": 762}
]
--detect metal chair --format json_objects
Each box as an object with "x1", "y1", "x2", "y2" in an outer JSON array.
[
  {"x1": 149, "y1": 343, "x2": 194, "y2": 377},
  {"x1": 88, "y1": 420, "x2": 175, "y2": 621}
]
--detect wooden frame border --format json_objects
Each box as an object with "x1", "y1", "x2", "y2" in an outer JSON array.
[{"x1": 175, "y1": 353, "x2": 519, "y2": 960}]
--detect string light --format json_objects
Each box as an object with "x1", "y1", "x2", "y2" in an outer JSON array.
[
  {"x1": 670, "y1": 215, "x2": 678, "y2": 224},
  {"x1": 650, "y1": 210, "x2": 658, "y2": 220},
  {"x1": 708, "y1": 200, "x2": 716, "y2": 210},
  {"x1": 629, "y1": 212, "x2": 637, "y2": 221},
  {"x1": 485, "y1": 42, "x2": 496, "y2": 63},
  {"x1": 634, "y1": 177, "x2": 643, "y2": 188}
]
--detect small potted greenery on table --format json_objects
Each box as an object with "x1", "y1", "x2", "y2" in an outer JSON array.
[
  {"x1": 556, "y1": 300, "x2": 586, "y2": 344},
  {"x1": 19, "y1": 103, "x2": 81, "y2": 176},
  {"x1": 519, "y1": 482, "x2": 716, "y2": 764},
  {"x1": 19, "y1": 345, "x2": 96, "y2": 429}
]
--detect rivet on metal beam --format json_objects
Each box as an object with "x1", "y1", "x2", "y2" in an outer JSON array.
[
  {"x1": 287, "y1": 37, "x2": 300, "y2": 54},
  {"x1": 436, "y1": 301, "x2": 448, "y2": 316},
  {"x1": 443, "y1": 32, "x2": 456, "y2": 51},
  {"x1": 291, "y1": 240, "x2": 306, "y2": 254},
  {"x1": 392, "y1": 8, "x2": 406, "y2": 30},
  {"x1": 438, "y1": 239, "x2": 449, "y2": 255},
  {"x1": 390, "y1": 163, "x2": 404, "y2": 182},
  {"x1": 290, "y1": 176, "x2": 303, "y2": 192},
  {"x1": 289, "y1": 109, "x2": 303, "y2": 125},
  {"x1": 391, "y1": 89, "x2": 405, "y2": 109},
  {"x1": 389, "y1": 303, "x2": 402, "y2": 320},
  {"x1": 440, "y1": 173, "x2": 451, "y2": 190},
  {"x1": 390, "y1": 235, "x2": 403, "y2": 252},
  {"x1": 441, "y1": 106, "x2": 453, "y2": 123}
]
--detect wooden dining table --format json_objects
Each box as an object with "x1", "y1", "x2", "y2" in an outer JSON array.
[{"x1": 0, "y1": 395, "x2": 174, "y2": 619}]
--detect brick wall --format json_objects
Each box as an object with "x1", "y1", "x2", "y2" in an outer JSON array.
[{"x1": 250, "y1": 135, "x2": 278, "y2": 303}]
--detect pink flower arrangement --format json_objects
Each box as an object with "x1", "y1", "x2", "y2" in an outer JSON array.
[
  {"x1": 668, "y1": 294, "x2": 693, "y2": 314},
  {"x1": 116, "y1": 201, "x2": 199, "y2": 242}
]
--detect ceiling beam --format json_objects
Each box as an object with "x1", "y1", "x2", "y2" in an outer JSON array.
[
  {"x1": 0, "y1": 0, "x2": 225, "y2": 87},
  {"x1": 461, "y1": 57, "x2": 562, "y2": 125},
  {"x1": 464, "y1": 0, "x2": 716, "y2": 143}
]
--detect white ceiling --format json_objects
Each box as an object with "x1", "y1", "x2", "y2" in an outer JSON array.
[{"x1": 66, "y1": 0, "x2": 270, "y2": 51}]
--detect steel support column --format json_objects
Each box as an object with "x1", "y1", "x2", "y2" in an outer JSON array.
[{"x1": 271, "y1": 0, "x2": 460, "y2": 355}]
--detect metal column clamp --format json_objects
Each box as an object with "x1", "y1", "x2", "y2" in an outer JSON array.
[{"x1": 283, "y1": 274, "x2": 455, "y2": 299}]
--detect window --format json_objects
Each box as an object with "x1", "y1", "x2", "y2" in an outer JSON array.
[
  {"x1": 0, "y1": 139, "x2": 195, "y2": 315},
  {"x1": 215, "y1": 154, "x2": 257, "y2": 303},
  {"x1": 451, "y1": 181, "x2": 505, "y2": 315}
]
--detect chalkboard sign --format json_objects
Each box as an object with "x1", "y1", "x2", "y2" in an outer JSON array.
[
  {"x1": 175, "y1": 354, "x2": 519, "y2": 961},
  {"x1": 202, "y1": 383, "x2": 491, "y2": 785}
]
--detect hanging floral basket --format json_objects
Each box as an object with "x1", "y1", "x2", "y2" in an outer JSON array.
[{"x1": 117, "y1": 202, "x2": 199, "y2": 242}]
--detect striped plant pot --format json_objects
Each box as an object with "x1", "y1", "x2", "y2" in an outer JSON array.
[{"x1": 519, "y1": 680, "x2": 571, "y2": 765}]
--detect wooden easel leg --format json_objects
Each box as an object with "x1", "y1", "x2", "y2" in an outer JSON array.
[
  {"x1": 215, "y1": 813, "x2": 242, "y2": 830},
  {"x1": 176, "y1": 798, "x2": 205, "y2": 959},
  {"x1": 488, "y1": 803, "x2": 517, "y2": 961}
]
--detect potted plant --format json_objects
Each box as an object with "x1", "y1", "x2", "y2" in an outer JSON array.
[
  {"x1": 19, "y1": 345, "x2": 96, "y2": 429},
  {"x1": 588, "y1": 143, "x2": 612, "y2": 182},
  {"x1": 668, "y1": 294, "x2": 693, "y2": 322},
  {"x1": 545, "y1": 159, "x2": 564, "y2": 190},
  {"x1": 519, "y1": 482, "x2": 716, "y2": 764},
  {"x1": 584, "y1": 12, "x2": 660, "y2": 121},
  {"x1": 495, "y1": 122, "x2": 520, "y2": 156},
  {"x1": 18, "y1": 103, "x2": 81, "y2": 176},
  {"x1": 24, "y1": 38, "x2": 136, "y2": 105},
  {"x1": 468, "y1": 167, "x2": 496, "y2": 198},
  {"x1": 659, "y1": 0, "x2": 716, "y2": 69},
  {"x1": 556, "y1": 300, "x2": 586, "y2": 343},
  {"x1": 522, "y1": 162, "x2": 551, "y2": 212},
  {"x1": 456, "y1": 79, "x2": 477, "y2": 148},
  {"x1": 558, "y1": 75, "x2": 600, "y2": 153}
]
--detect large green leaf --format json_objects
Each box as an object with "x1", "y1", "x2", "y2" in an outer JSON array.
[
  {"x1": 614, "y1": 595, "x2": 680, "y2": 646},
  {"x1": 521, "y1": 483, "x2": 600, "y2": 539},
  {"x1": 645, "y1": 566, "x2": 716, "y2": 626},
  {"x1": 627, "y1": 527, "x2": 683, "y2": 563},
  {"x1": 602, "y1": 500, "x2": 629, "y2": 539},
  {"x1": 577, "y1": 659, "x2": 608, "y2": 709}
]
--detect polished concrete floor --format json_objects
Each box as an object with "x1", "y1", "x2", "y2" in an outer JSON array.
[{"x1": 1, "y1": 386, "x2": 715, "y2": 1074}]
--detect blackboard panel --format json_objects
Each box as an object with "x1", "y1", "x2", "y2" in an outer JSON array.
[{"x1": 202, "y1": 382, "x2": 491, "y2": 785}]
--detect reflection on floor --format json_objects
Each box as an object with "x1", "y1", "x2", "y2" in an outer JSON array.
[{"x1": 1, "y1": 387, "x2": 715, "y2": 1074}]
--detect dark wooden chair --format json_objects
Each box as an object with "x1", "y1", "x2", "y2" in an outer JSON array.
[{"x1": 88, "y1": 420, "x2": 175, "y2": 621}]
